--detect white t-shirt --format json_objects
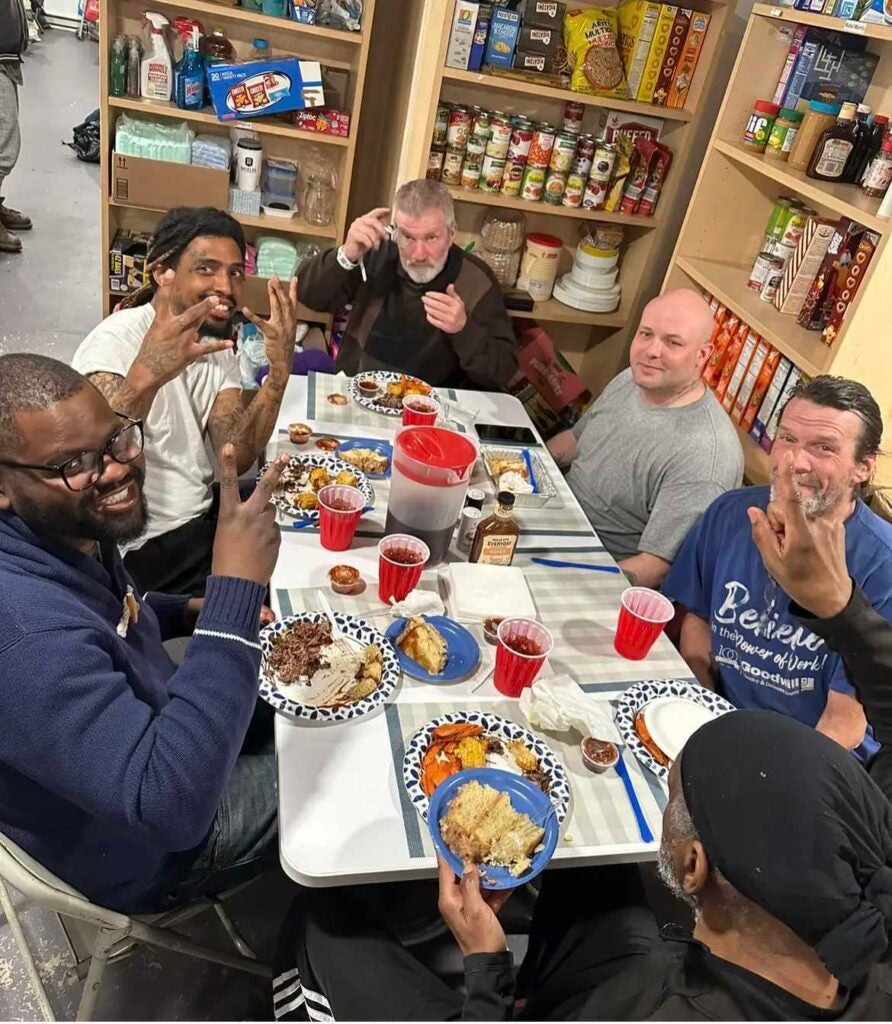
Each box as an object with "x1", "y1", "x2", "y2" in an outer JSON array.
[{"x1": 72, "y1": 305, "x2": 242, "y2": 551}]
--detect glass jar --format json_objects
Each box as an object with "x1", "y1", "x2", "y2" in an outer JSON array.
[
  {"x1": 303, "y1": 173, "x2": 336, "y2": 226},
  {"x1": 765, "y1": 107, "x2": 803, "y2": 161},
  {"x1": 479, "y1": 209, "x2": 526, "y2": 288},
  {"x1": 787, "y1": 100, "x2": 841, "y2": 173}
]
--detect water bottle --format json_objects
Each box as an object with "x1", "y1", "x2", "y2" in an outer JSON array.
[{"x1": 109, "y1": 35, "x2": 127, "y2": 97}]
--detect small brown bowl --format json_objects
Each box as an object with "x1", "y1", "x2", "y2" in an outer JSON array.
[
  {"x1": 483, "y1": 616, "x2": 504, "y2": 646},
  {"x1": 288, "y1": 423, "x2": 312, "y2": 444},
  {"x1": 581, "y1": 736, "x2": 619, "y2": 774},
  {"x1": 327, "y1": 393, "x2": 348, "y2": 406},
  {"x1": 358, "y1": 378, "x2": 380, "y2": 397},
  {"x1": 329, "y1": 564, "x2": 362, "y2": 595},
  {"x1": 315, "y1": 437, "x2": 339, "y2": 452}
]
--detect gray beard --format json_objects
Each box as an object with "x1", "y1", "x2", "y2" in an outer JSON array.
[
  {"x1": 658, "y1": 840, "x2": 700, "y2": 915},
  {"x1": 769, "y1": 480, "x2": 847, "y2": 518},
  {"x1": 401, "y1": 252, "x2": 449, "y2": 284}
]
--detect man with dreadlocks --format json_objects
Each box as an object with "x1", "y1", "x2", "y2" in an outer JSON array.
[{"x1": 72, "y1": 207, "x2": 300, "y2": 596}]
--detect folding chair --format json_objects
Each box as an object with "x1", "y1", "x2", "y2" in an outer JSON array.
[{"x1": 0, "y1": 831, "x2": 271, "y2": 1022}]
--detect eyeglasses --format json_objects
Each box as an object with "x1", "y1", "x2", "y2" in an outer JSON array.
[{"x1": 0, "y1": 416, "x2": 144, "y2": 492}]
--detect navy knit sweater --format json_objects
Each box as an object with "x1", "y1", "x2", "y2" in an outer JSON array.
[{"x1": 0, "y1": 513, "x2": 265, "y2": 912}]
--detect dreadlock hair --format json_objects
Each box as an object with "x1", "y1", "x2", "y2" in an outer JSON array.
[
  {"x1": 118, "y1": 207, "x2": 246, "y2": 310},
  {"x1": 0, "y1": 355, "x2": 90, "y2": 457}
]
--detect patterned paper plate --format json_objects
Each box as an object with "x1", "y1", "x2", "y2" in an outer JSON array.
[
  {"x1": 402, "y1": 711, "x2": 571, "y2": 824},
  {"x1": 265, "y1": 452, "x2": 373, "y2": 521},
  {"x1": 614, "y1": 679, "x2": 736, "y2": 781},
  {"x1": 346, "y1": 371, "x2": 440, "y2": 417},
  {"x1": 259, "y1": 612, "x2": 400, "y2": 722}
]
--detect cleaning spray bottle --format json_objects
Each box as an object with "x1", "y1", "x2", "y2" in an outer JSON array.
[
  {"x1": 140, "y1": 12, "x2": 173, "y2": 102},
  {"x1": 174, "y1": 26, "x2": 204, "y2": 111}
]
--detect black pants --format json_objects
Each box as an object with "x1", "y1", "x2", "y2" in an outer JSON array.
[
  {"x1": 272, "y1": 864, "x2": 658, "y2": 1021},
  {"x1": 124, "y1": 507, "x2": 217, "y2": 597}
]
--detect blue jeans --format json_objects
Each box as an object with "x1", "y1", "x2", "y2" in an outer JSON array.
[{"x1": 166, "y1": 734, "x2": 278, "y2": 905}]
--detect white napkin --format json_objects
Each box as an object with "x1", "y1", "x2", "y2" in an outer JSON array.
[
  {"x1": 445, "y1": 563, "x2": 537, "y2": 621},
  {"x1": 388, "y1": 590, "x2": 445, "y2": 619},
  {"x1": 519, "y1": 674, "x2": 621, "y2": 744}
]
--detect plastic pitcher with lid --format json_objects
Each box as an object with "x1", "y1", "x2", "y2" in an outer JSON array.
[{"x1": 384, "y1": 426, "x2": 478, "y2": 564}]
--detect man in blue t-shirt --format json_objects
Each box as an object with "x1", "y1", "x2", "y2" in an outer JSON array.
[{"x1": 664, "y1": 375, "x2": 892, "y2": 760}]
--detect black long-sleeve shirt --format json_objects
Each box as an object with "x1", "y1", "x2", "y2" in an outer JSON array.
[{"x1": 298, "y1": 242, "x2": 518, "y2": 391}]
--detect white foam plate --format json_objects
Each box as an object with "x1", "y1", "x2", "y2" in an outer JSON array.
[
  {"x1": 641, "y1": 696, "x2": 717, "y2": 763},
  {"x1": 553, "y1": 280, "x2": 620, "y2": 312}
]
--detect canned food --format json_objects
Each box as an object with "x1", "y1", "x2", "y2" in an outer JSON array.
[
  {"x1": 460, "y1": 150, "x2": 483, "y2": 189},
  {"x1": 466, "y1": 131, "x2": 488, "y2": 157},
  {"x1": 528, "y1": 124, "x2": 556, "y2": 168},
  {"x1": 549, "y1": 131, "x2": 579, "y2": 173},
  {"x1": 765, "y1": 197, "x2": 794, "y2": 241},
  {"x1": 781, "y1": 207, "x2": 812, "y2": 248},
  {"x1": 582, "y1": 175, "x2": 608, "y2": 209},
  {"x1": 562, "y1": 171, "x2": 585, "y2": 207},
  {"x1": 543, "y1": 168, "x2": 567, "y2": 204},
  {"x1": 486, "y1": 116, "x2": 512, "y2": 160},
  {"x1": 520, "y1": 164, "x2": 546, "y2": 202},
  {"x1": 562, "y1": 100, "x2": 584, "y2": 134},
  {"x1": 478, "y1": 153, "x2": 506, "y2": 193},
  {"x1": 506, "y1": 121, "x2": 533, "y2": 162},
  {"x1": 440, "y1": 145, "x2": 465, "y2": 186},
  {"x1": 501, "y1": 156, "x2": 527, "y2": 196},
  {"x1": 427, "y1": 145, "x2": 446, "y2": 180},
  {"x1": 747, "y1": 252, "x2": 783, "y2": 292},
  {"x1": 446, "y1": 106, "x2": 471, "y2": 149},
  {"x1": 433, "y1": 102, "x2": 450, "y2": 147},
  {"x1": 571, "y1": 134, "x2": 596, "y2": 179},
  {"x1": 470, "y1": 110, "x2": 491, "y2": 143},
  {"x1": 760, "y1": 265, "x2": 784, "y2": 303},
  {"x1": 590, "y1": 142, "x2": 617, "y2": 184}
]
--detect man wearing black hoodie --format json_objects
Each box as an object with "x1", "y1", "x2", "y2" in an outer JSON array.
[{"x1": 0, "y1": 0, "x2": 30, "y2": 253}]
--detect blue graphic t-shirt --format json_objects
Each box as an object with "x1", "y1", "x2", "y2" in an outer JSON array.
[{"x1": 664, "y1": 487, "x2": 892, "y2": 761}]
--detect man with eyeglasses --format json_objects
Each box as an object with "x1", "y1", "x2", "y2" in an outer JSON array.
[
  {"x1": 663, "y1": 374, "x2": 892, "y2": 761},
  {"x1": 298, "y1": 178, "x2": 518, "y2": 390},
  {"x1": 0, "y1": 353, "x2": 289, "y2": 912}
]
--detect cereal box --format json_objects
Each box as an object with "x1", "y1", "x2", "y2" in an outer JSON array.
[
  {"x1": 484, "y1": 7, "x2": 521, "y2": 69},
  {"x1": 652, "y1": 8, "x2": 690, "y2": 106},
  {"x1": 732, "y1": 339, "x2": 770, "y2": 423},
  {"x1": 637, "y1": 5, "x2": 677, "y2": 103},
  {"x1": 666, "y1": 11, "x2": 710, "y2": 109},
  {"x1": 617, "y1": 1, "x2": 661, "y2": 99},
  {"x1": 751, "y1": 356, "x2": 792, "y2": 443},
  {"x1": 741, "y1": 348, "x2": 781, "y2": 433}
]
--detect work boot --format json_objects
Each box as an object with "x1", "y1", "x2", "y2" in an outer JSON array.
[
  {"x1": 0, "y1": 223, "x2": 22, "y2": 253},
  {"x1": 0, "y1": 201, "x2": 32, "y2": 231}
]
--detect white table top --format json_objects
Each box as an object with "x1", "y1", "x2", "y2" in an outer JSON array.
[{"x1": 269, "y1": 373, "x2": 694, "y2": 887}]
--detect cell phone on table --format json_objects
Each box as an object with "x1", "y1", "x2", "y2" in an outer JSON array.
[{"x1": 474, "y1": 423, "x2": 540, "y2": 447}]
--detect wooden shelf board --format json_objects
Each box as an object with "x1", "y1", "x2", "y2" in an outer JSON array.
[
  {"x1": 441, "y1": 68, "x2": 694, "y2": 123},
  {"x1": 108, "y1": 96, "x2": 350, "y2": 147},
  {"x1": 109, "y1": 198, "x2": 339, "y2": 240},
  {"x1": 715, "y1": 139, "x2": 887, "y2": 234},
  {"x1": 733, "y1": 417, "x2": 772, "y2": 485},
  {"x1": 675, "y1": 255, "x2": 829, "y2": 376},
  {"x1": 448, "y1": 187, "x2": 659, "y2": 229},
  {"x1": 507, "y1": 298, "x2": 626, "y2": 326},
  {"x1": 753, "y1": 3, "x2": 892, "y2": 43},
  {"x1": 134, "y1": 0, "x2": 363, "y2": 47}
]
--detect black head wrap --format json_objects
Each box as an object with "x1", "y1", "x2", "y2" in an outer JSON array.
[{"x1": 680, "y1": 709, "x2": 892, "y2": 988}]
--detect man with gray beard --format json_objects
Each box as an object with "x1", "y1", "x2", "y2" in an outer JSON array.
[
  {"x1": 297, "y1": 178, "x2": 517, "y2": 389},
  {"x1": 663, "y1": 375, "x2": 892, "y2": 760}
]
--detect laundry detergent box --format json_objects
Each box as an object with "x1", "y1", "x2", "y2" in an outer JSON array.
[{"x1": 207, "y1": 58, "x2": 324, "y2": 121}]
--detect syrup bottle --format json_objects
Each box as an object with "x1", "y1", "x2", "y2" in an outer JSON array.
[{"x1": 469, "y1": 491, "x2": 520, "y2": 566}]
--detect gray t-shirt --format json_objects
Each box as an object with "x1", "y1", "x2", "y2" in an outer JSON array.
[{"x1": 567, "y1": 368, "x2": 743, "y2": 563}]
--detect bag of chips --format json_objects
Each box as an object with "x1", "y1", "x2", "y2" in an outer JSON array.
[{"x1": 564, "y1": 7, "x2": 628, "y2": 99}]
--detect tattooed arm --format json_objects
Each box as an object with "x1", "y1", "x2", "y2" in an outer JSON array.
[{"x1": 87, "y1": 370, "x2": 161, "y2": 422}]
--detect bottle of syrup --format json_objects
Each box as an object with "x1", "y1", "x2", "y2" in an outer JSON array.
[
  {"x1": 469, "y1": 491, "x2": 520, "y2": 566},
  {"x1": 807, "y1": 102, "x2": 858, "y2": 182}
]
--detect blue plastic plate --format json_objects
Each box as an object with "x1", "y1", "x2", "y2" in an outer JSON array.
[
  {"x1": 385, "y1": 615, "x2": 481, "y2": 683},
  {"x1": 335, "y1": 438, "x2": 393, "y2": 479},
  {"x1": 429, "y1": 768, "x2": 559, "y2": 890}
]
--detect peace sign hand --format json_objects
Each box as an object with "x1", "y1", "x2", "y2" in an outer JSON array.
[
  {"x1": 241, "y1": 275, "x2": 299, "y2": 378},
  {"x1": 137, "y1": 270, "x2": 234, "y2": 387},
  {"x1": 211, "y1": 444, "x2": 288, "y2": 587}
]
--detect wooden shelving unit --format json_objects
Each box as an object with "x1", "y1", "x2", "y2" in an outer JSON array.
[
  {"x1": 665, "y1": 4, "x2": 892, "y2": 485},
  {"x1": 395, "y1": 0, "x2": 734, "y2": 367},
  {"x1": 99, "y1": 0, "x2": 377, "y2": 318}
]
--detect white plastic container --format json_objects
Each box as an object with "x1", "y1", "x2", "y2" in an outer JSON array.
[
  {"x1": 140, "y1": 12, "x2": 173, "y2": 102},
  {"x1": 516, "y1": 233, "x2": 563, "y2": 302},
  {"x1": 569, "y1": 261, "x2": 618, "y2": 289}
]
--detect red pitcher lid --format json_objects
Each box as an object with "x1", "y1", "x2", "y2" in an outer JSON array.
[{"x1": 396, "y1": 426, "x2": 478, "y2": 470}]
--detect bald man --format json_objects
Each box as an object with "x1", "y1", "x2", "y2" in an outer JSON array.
[{"x1": 548, "y1": 289, "x2": 743, "y2": 588}]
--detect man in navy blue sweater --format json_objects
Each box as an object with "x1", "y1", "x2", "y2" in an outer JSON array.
[{"x1": 0, "y1": 354, "x2": 287, "y2": 913}]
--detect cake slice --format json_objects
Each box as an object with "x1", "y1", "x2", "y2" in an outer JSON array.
[{"x1": 397, "y1": 617, "x2": 448, "y2": 675}]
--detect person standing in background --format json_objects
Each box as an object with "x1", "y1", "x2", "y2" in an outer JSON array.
[{"x1": 0, "y1": 0, "x2": 30, "y2": 254}]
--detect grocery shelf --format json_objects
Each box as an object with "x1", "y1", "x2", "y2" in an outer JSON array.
[
  {"x1": 441, "y1": 68, "x2": 694, "y2": 123},
  {"x1": 108, "y1": 96, "x2": 350, "y2": 147},
  {"x1": 753, "y1": 2, "x2": 892, "y2": 43},
  {"x1": 109, "y1": 197, "x2": 339, "y2": 239},
  {"x1": 507, "y1": 298, "x2": 626, "y2": 326},
  {"x1": 448, "y1": 187, "x2": 659, "y2": 229},
  {"x1": 675, "y1": 255, "x2": 830, "y2": 376},
  {"x1": 714, "y1": 139, "x2": 888, "y2": 233},
  {"x1": 733, "y1": 418, "x2": 772, "y2": 485}
]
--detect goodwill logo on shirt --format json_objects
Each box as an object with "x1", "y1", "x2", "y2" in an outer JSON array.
[{"x1": 711, "y1": 581, "x2": 828, "y2": 696}]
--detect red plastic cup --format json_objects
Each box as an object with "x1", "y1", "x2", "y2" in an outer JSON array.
[
  {"x1": 401, "y1": 395, "x2": 440, "y2": 427},
  {"x1": 377, "y1": 534, "x2": 430, "y2": 604},
  {"x1": 317, "y1": 485, "x2": 365, "y2": 552},
  {"x1": 494, "y1": 618, "x2": 554, "y2": 697},
  {"x1": 614, "y1": 587, "x2": 675, "y2": 660}
]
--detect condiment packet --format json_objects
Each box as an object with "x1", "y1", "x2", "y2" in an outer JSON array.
[
  {"x1": 388, "y1": 590, "x2": 445, "y2": 619},
  {"x1": 519, "y1": 674, "x2": 621, "y2": 744}
]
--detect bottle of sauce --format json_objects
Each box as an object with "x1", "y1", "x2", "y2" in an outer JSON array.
[
  {"x1": 841, "y1": 104, "x2": 872, "y2": 183},
  {"x1": 469, "y1": 492, "x2": 520, "y2": 566},
  {"x1": 807, "y1": 102, "x2": 858, "y2": 182},
  {"x1": 863, "y1": 139, "x2": 892, "y2": 198},
  {"x1": 853, "y1": 114, "x2": 889, "y2": 185}
]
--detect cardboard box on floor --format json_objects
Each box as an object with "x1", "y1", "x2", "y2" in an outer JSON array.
[{"x1": 111, "y1": 153, "x2": 230, "y2": 212}]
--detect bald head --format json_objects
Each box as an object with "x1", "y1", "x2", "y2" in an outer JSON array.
[{"x1": 630, "y1": 289, "x2": 715, "y2": 400}]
